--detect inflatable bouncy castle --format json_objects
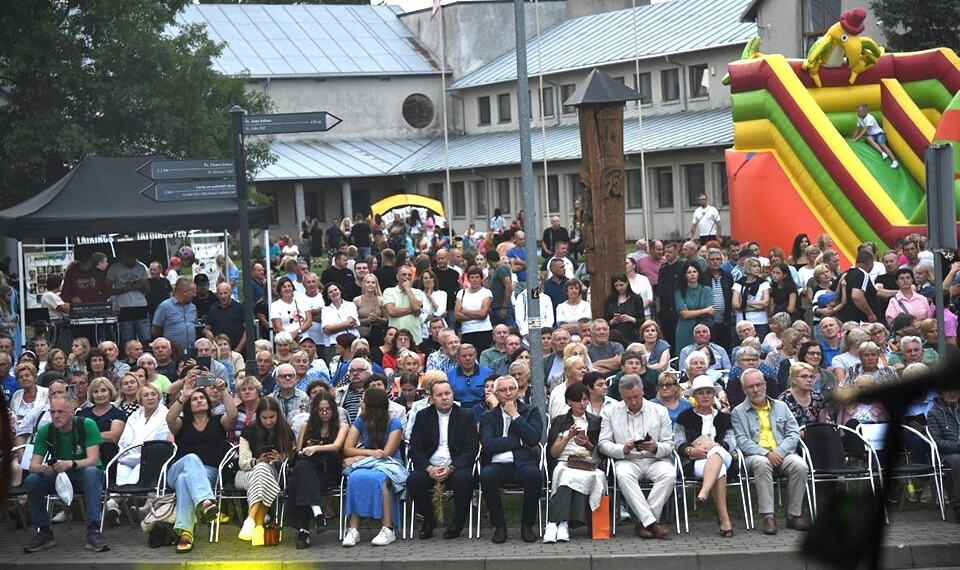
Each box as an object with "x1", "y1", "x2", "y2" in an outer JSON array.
[{"x1": 726, "y1": 9, "x2": 960, "y2": 263}]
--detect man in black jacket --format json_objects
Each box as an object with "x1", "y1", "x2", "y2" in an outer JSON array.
[
  {"x1": 700, "y1": 247, "x2": 735, "y2": 351},
  {"x1": 479, "y1": 375, "x2": 544, "y2": 544},
  {"x1": 408, "y1": 380, "x2": 479, "y2": 539}
]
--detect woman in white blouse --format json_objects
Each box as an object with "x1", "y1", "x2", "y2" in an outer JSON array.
[
  {"x1": 319, "y1": 282, "x2": 359, "y2": 363},
  {"x1": 116, "y1": 382, "x2": 171, "y2": 485},
  {"x1": 414, "y1": 269, "x2": 447, "y2": 340},
  {"x1": 555, "y1": 278, "x2": 592, "y2": 332}
]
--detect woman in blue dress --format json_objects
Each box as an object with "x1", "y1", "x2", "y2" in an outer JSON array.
[{"x1": 341, "y1": 386, "x2": 405, "y2": 547}]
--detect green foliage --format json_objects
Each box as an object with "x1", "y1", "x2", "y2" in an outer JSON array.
[
  {"x1": 0, "y1": 0, "x2": 275, "y2": 209},
  {"x1": 870, "y1": 0, "x2": 960, "y2": 53}
]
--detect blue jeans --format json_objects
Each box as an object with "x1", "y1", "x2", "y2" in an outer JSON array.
[
  {"x1": 358, "y1": 247, "x2": 371, "y2": 260},
  {"x1": 119, "y1": 318, "x2": 152, "y2": 347},
  {"x1": 166, "y1": 454, "x2": 217, "y2": 533},
  {"x1": 26, "y1": 466, "x2": 103, "y2": 529}
]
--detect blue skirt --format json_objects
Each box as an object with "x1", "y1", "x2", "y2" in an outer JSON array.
[{"x1": 345, "y1": 469, "x2": 401, "y2": 525}]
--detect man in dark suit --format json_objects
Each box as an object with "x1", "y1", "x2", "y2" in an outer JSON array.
[
  {"x1": 408, "y1": 380, "x2": 479, "y2": 539},
  {"x1": 478, "y1": 375, "x2": 544, "y2": 544}
]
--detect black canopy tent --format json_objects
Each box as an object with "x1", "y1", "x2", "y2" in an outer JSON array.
[
  {"x1": 0, "y1": 155, "x2": 270, "y2": 238},
  {"x1": 0, "y1": 155, "x2": 271, "y2": 345}
]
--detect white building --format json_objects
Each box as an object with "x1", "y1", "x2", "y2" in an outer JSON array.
[{"x1": 179, "y1": 0, "x2": 796, "y2": 241}]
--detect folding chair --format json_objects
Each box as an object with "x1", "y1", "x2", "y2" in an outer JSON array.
[
  {"x1": 101, "y1": 440, "x2": 178, "y2": 532},
  {"x1": 738, "y1": 448, "x2": 815, "y2": 530},
  {"x1": 4, "y1": 445, "x2": 31, "y2": 530},
  {"x1": 800, "y1": 423, "x2": 880, "y2": 520},
  {"x1": 859, "y1": 423, "x2": 946, "y2": 521},
  {"x1": 471, "y1": 443, "x2": 548, "y2": 539},
  {"x1": 675, "y1": 448, "x2": 750, "y2": 532},
  {"x1": 606, "y1": 451, "x2": 684, "y2": 535},
  {"x1": 211, "y1": 444, "x2": 289, "y2": 542}
]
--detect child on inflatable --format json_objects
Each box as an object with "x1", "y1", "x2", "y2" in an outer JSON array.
[{"x1": 851, "y1": 103, "x2": 899, "y2": 169}]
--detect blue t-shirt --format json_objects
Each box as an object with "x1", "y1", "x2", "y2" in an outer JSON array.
[
  {"x1": 353, "y1": 416, "x2": 403, "y2": 461},
  {"x1": 152, "y1": 297, "x2": 198, "y2": 350},
  {"x1": 651, "y1": 397, "x2": 693, "y2": 424},
  {"x1": 507, "y1": 246, "x2": 527, "y2": 283},
  {"x1": 2, "y1": 374, "x2": 20, "y2": 401}
]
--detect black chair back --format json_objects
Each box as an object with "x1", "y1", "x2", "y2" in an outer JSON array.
[
  {"x1": 139, "y1": 441, "x2": 176, "y2": 488},
  {"x1": 803, "y1": 423, "x2": 847, "y2": 471}
]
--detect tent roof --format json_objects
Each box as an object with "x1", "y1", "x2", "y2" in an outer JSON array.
[
  {"x1": 370, "y1": 194, "x2": 445, "y2": 218},
  {"x1": 0, "y1": 156, "x2": 270, "y2": 239}
]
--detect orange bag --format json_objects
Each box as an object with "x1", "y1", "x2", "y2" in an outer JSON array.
[
  {"x1": 263, "y1": 524, "x2": 280, "y2": 546},
  {"x1": 591, "y1": 495, "x2": 611, "y2": 540}
]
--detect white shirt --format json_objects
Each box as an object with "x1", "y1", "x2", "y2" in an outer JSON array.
[
  {"x1": 692, "y1": 205, "x2": 721, "y2": 237},
  {"x1": 857, "y1": 113, "x2": 883, "y2": 136},
  {"x1": 514, "y1": 290, "x2": 555, "y2": 337},
  {"x1": 298, "y1": 292, "x2": 326, "y2": 344},
  {"x1": 428, "y1": 410, "x2": 453, "y2": 466},
  {"x1": 491, "y1": 410, "x2": 514, "y2": 464},
  {"x1": 458, "y1": 287, "x2": 493, "y2": 334},
  {"x1": 106, "y1": 260, "x2": 149, "y2": 307},
  {"x1": 318, "y1": 301, "x2": 360, "y2": 347},
  {"x1": 270, "y1": 297, "x2": 307, "y2": 334},
  {"x1": 555, "y1": 300, "x2": 592, "y2": 325}
]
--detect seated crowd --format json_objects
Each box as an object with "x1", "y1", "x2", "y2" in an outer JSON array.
[{"x1": 4, "y1": 226, "x2": 959, "y2": 556}]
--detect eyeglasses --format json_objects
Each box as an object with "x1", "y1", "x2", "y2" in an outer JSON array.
[
  {"x1": 277, "y1": 373, "x2": 296, "y2": 379},
  {"x1": 796, "y1": 374, "x2": 815, "y2": 379},
  {"x1": 348, "y1": 369, "x2": 366, "y2": 374},
  {"x1": 495, "y1": 386, "x2": 518, "y2": 393},
  {"x1": 806, "y1": 352, "x2": 822, "y2": 357},
  {"x1": 658, "y1": 383, "x2": 677, "y2": 389}
]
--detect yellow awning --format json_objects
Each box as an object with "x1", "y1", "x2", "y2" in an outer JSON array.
[{"x1": 370, "y1": 194, "x2": 445, "y2": 217}]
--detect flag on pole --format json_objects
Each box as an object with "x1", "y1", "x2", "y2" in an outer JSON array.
[{"x1": 431, "y1": 0, "x2": 441, "y2": 20}]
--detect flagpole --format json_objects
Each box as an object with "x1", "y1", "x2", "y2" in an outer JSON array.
[{"x1": 434, "y1": 1, "x2": 453, "y2": 235}]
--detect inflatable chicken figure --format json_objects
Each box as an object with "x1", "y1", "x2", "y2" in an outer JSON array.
[{"x1": 801, "y1": 8, "x2": 884, "y2": 87}]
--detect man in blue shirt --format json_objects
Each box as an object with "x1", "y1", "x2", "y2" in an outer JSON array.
[
  {"x1": 0, "y1": 352, "x2": 18, "y2": 400},
  {"x1": 446, "y1": 344, "x2": 492, "y2": 409},
  {"x1": 151, "y1": 276, "x2": 198, "y2": 352},
  {"x1": 542, "y1": 258, "x2": 567, "y2": 323},
  {"x1": 506, "y1": 231, "x2": 527, "y2": 287}
]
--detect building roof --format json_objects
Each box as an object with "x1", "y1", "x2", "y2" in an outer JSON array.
[
  {"x1": 254, "y1": 107, "x2": 732, "y2": 181},
  {"x1": 449, "y1": 0, "x2": 756, "y2": 90},
  {"x1": 178, "y1": 4, "x2": 445, "y2": 78}
]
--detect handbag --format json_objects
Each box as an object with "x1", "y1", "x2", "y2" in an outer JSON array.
[
  {"x1": 263, "y1": 523, "x2": 280, "y2": 546},
  {"x1": 141, "y1": 493, "x2": 177, "y2": 532},
  {"x1": 565, "y1": 456, "x2": 598, "y2": 471},
  {"x1": 591, "y1": 495, "x2": 611, "y2": 540}
]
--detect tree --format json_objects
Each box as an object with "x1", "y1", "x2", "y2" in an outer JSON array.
[
  {"x1": 870, "y1": 0, "x2": 960, "y2": 53},
  {"x1": 0, "y1": 0, "x2": 274, "y2": 209}
]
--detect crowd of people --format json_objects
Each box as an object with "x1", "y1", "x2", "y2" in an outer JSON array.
[{"x1": 4, "y1": 195, "x2": 960, "y2": 556}]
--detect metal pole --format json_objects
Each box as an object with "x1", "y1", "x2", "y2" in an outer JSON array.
[
  {"x1": 515, "y1": 0, "x2": 544, "y2": 437},
  {"x1": 230, "y1": 106, "x2": 257, "y2": 361}
]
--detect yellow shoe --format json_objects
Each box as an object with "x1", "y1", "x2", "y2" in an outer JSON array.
[
  {"x1": 219, "y1": 512, "x2": 231, "y2": 524},
  {"x1": 251, "y1": 525, "x2": 265, "y2": 547},
  {"x1": 238, "y1": 517, "x2": 255, "y2": 541}
]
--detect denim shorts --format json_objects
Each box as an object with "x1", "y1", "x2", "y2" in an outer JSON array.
[{"x1": 872, "y1": 132, "x2": 888, "y2": 147}]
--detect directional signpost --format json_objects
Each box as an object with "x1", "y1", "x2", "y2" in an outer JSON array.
[
  {"x1": 138, "y1": 158, "x2": 237, "y2": 202},
  {"x1": 231, "y1": 107, "x2": 342, "y2": 362},
  {"x1": 242, "y1": 111, "x2": 341, "y2": 136}
]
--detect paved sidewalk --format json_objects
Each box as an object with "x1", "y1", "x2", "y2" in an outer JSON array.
[{"x1": 3, "y1": 509, "x2": 958, "y2": 569}]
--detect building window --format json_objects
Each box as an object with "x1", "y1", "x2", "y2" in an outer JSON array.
[
  {"x1": 653, "y1": 167, "x2": 674, "y2": 209},
  {"x1": 689, "y1": 64, "x2": 709, "y2": 98},
  {"x1": 683, "y1": 164, "x2": 706, "y2": 207},
  {"x1": 539, "y1": 175, "x2": 560, "y2": 212},
  {"x1": 473, "y1": 180, "x2": 488, "y2": 217},
  {"x1": 539, "y1": 86, "x2": 555, "y2": 117},
  {"x1": 478, "y1": 96, "x2": 491, "y2": 126},
  {"x1": 661, "y1": 68, "x2": 680, "y2": 102},
  {"x1": 712, "y1": 162, "x2": 729, "y2": 206},
  {"x1": 803, "y1": 0, "x2": 841, "y2": 53},
  {"x1": 498, "y1": 93, "x2": 511, "y2": 123},
  {"x1": 561, "y1": 83, "x2": 577, "y2": 115},
  {"x1": 427, "y1": 183, "x2": 443, "y2": 203},
  {"x1": 452, "y1": 181, "x2": 466, "y2": 217},
  {"x1": 635, "y1": 72, "x2": 652, "y2": 104},
  {"x1": 626, "y1": 168, "x2": 644, "y2": 209},
  {"x1": 402, "y1": 93, "x2": 435, "y2": 128},
  {"x1": 495, "y1": 178, "x2": 510, "y2": 214}
]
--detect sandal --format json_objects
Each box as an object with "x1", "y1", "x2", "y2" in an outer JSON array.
[
  {"x1": 719, "y1": 528, "x2": 735, "y2": 538},
  {"x1": 176, "y1": 531, "x2": 194, "y2": 553},
  {"x1": 198, "y1": 500, "x2": 219, "y2": 524}
]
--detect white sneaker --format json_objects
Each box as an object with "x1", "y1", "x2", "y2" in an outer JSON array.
[
  {"x1": 106, "y1": 498, "x2": 121, "y2": 526},
  {"x1": 51, "y1": 511, "x2": 67, "y2": 523},
  {"x1": 881, "y1": 152, "x2": 888, "y2": 160},
  {"x1": 890, "y1": 160, "x2": 899, "y2": 168},
  {"x1": 342, "y1": 527, "x2": 360, "y2": 547},
  {"x1": 238, "y1": 517, "x2": 256, "y2": 541},
  {"x1": 557, "y1": 521, "x2": 570, "y2": 542},
  {"x1": 371, "y1": 526, "x2": 396, "y2": 546},
  {"x1": 542, "y1": 522, "x2": 558, "y2": 543},
  {"x1": 618, "y1": 505, "x2": 631, "y2": 521}
]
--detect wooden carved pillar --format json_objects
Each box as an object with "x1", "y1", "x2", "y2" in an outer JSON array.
[{"x1": 578, "y1": 103, "x2": 626, "y2": 319}]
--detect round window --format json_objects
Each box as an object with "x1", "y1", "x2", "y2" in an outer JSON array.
[{"x1": 402, "y1": 93, "x2": 435, "y2": 129}]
